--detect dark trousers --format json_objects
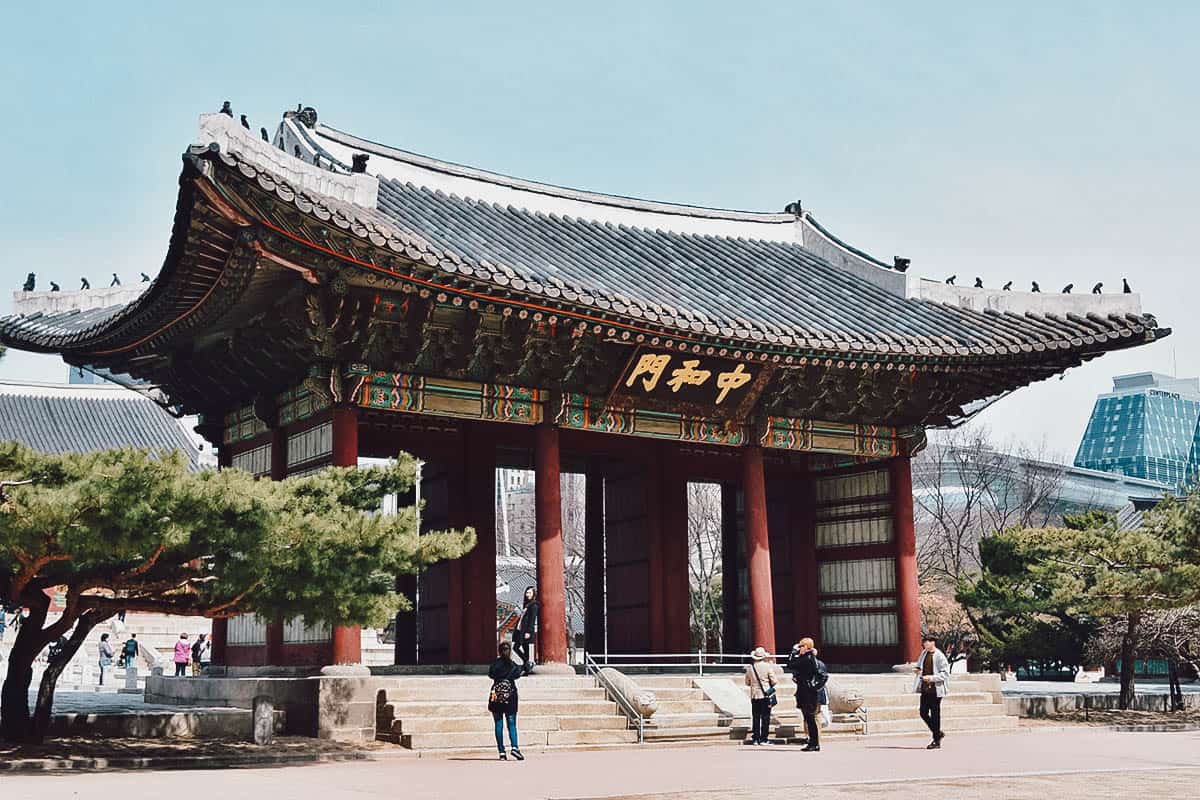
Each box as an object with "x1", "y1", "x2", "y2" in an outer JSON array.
[
  {"x1": 798, "y1": 691, "x2": 819, "y2": 747},
  {"x1": 174, "y1": 662, "x2": 187, "y2": 677},
  {"x1": 920, "y1": 691, "x2": 942, "y2": 738},
  {"x1": 750, "y1": 698, "x2": 772, "y2": 743},
  {"x1": 514, "y1": 633, "x2": 533, "y2": 669}
]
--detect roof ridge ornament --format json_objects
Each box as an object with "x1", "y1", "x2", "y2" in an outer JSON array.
[{"x1": 283, "y1": 104, "x2": 319, "y2": 129}]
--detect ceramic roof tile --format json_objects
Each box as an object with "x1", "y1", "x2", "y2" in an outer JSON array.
[{"x1": 0, "y1": 383, "x2": 201, "y2": 468}]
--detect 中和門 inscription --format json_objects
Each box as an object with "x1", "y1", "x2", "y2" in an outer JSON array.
[{"x1": 613, "y1": 349, "x2": 762, "y2": 413}]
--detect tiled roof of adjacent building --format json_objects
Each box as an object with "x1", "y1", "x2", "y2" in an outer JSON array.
[{"x1": 0, "y1": 380, "x2": 202, "y2": 468}]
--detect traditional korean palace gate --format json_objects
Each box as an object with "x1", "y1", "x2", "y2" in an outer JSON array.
[{"x1": 0, "y1": 107, "x2": 1167, "y2": 671}]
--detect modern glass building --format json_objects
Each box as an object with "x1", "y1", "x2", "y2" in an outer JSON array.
[{"x1": 1074, "y1": 372, "x2": 1200, "y2": 487}]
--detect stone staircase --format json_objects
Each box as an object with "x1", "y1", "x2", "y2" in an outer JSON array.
[
  {"x1": 370, "y1": 671, "x2": 1015, "y2": 752},
  {"x1": 375, "y1": 675, "x2": 639, "y2": 751},
  {"x1": 734, "y1": 672, "x2": 1017, "y2": 743},
  {"x1": 633, "y1": 676, "x2": 734, "y2": 742}
]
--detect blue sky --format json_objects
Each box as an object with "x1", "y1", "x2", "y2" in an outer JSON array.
[{"x1": 1, "y1": 2, "x2": 1196, "y2": 457}]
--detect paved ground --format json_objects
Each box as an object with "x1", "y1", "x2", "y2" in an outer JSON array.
[{"x1": 3, "y1": 728, "x2": 1199, "y2": 799}]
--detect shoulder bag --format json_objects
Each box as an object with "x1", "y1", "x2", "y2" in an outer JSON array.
[{"x1": 752, "y1": 663, "x2": 778, "y2": 707}]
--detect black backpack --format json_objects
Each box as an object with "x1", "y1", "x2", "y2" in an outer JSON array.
[{"x1": 488, "y1": 678, "x2": 515, "y2": 712}]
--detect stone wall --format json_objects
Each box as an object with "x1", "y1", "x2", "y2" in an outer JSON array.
[
  {"x1": 146, "y1": 674, "x2": 394, "y2": 742},
  {"x1": 1007, "y1": 691, "x2": 1200, "y2": 717}
]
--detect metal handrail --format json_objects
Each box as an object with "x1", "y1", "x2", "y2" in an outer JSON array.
[
  {"x1": 584, "y1": 653, "x2": 645, "y2": 744},
  {"x1": 587, "y1": 651, "x2": 794, "y2": 675}
]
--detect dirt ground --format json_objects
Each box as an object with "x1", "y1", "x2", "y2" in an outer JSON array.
[
  {"x1": 0, "y1": 735, "x2": 387, "y2": 762},
  {"x1": 1019, "y1": 707, "x2": 1200, "y2": 727}
]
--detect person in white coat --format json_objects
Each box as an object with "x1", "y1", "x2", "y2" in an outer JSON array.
[{"x1": 912, "y1": 635, "x2": 950, "y2": 749}]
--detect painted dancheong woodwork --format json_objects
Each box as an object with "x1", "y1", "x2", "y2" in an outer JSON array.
[
  {"x1": 349, "y1": 365, "x2": 545, "y2": 424},
  {"x1": 557, "y1": 392, "x2": 747, "y2": 445}
]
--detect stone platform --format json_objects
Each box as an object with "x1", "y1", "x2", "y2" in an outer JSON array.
[
  {"x1": 143, "y1": 669, "x2": 1019, "y2": 751},
  {"x1": 29, "y1": 691, "x2": 285, "y2": 740}
]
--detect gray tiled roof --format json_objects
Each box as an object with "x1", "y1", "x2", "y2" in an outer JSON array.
[
  {"x1": 371, "y1": 178, "x2": 1157, "y2": 355},
  {"x1": 0, "y1": 143, "x2": 1166, "y2": 364},
  {"x1": 0, "y1": 382, "x2": 200, "y2": 468},
  {"x1": 0, "y1": 305, "x2": 127, "y2": 352}
]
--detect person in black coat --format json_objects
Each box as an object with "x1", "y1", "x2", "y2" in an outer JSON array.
[
  {"x1": 786, "y1": 636, "x2": 828, "y2": 751},
  {"x1": 488, "y1": 640, "x2": 524, "y2": 761},
  {"x1": 514, "y1": 586, "x2": 539, "y2": 675}
]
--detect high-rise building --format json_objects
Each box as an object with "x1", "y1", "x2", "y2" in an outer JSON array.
[{"x1": 1074, "y1": 372, "x2": 1200, "y2": 487}]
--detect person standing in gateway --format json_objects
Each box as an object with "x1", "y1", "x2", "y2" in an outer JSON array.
[
  {"x1": 913, "y1": 635, "x2": 950, "y2": 749},
  {"x1": 514, "y1": 586, "x2": 539, "y2": 676}
]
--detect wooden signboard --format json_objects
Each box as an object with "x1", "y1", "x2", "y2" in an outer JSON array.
[{"x1": 608, "y1": 348, "x2": 772, "y2": 422}]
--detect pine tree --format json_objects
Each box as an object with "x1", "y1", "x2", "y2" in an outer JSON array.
[
  {"x1": 959, "y1": 504, "x2": 1200, "y2": 708},
  {"x1": 0, "y1": 442, "x2": 473, "y2": 743}
]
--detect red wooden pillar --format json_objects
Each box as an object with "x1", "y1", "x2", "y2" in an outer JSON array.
[
  {"x1": 645, "y1": 444, "x2": 665, "y2": 652},
  {"x1": 459, "y1": 423, "x2": 497, "y2": 664},
  {"x1": 891, "y1": 456, "x2": 922, "y2": 663},
  {"x1": 266, "y1": 426, "x2": 288, "y2": 662},
  {"x1": 271, "y1": 426, "x2": 288, "y2": 481},
  {"x1": 792, "y1": 464, "x2": 820, "y2": 646},
  {"x1": 212, "y1": 437, "x2": 234, "y2": 667},
  {"x1": 584, "y1": 464, "x2": 606, "y2": 656},
  {"x1": 534, "y1": 420, "x2": 568, "y2": 666},
  {"x1": 445, "y1": 460, "x2": 467, "y2": 664},
  {"x1": 329, "y1": 406, "x2": 362, "y2": 666},
  {"x1": 266, "y1": 620, "x2": 284, "y2": 665},
  {"x1": 720, "y1": 484, "x2": 743, "y2": 656},
  {"x1": 742, "y1": 445, "x2": 776, "y2": 653},
  {"x1": 659, "y1": 449, "x2": 692, "y2": 655},
  {"x1": 210, "y1": 618, "x2": 228, "y2": 666}
]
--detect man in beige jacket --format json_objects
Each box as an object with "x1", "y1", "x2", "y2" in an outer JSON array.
[{"x1": 744, "y1": 646, "x2": 778, "y2": 745}]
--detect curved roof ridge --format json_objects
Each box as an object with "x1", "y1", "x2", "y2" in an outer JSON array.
[{"x1": 314, "y1": 123, "x2": 796, "y2": 225}]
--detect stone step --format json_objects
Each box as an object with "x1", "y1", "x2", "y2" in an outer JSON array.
[
  {"x1": 649, "y1": 712, "x2": 727, "y2": 728},
  {"x1": 640, "y1": 688, "x2": 706, "y2": 700},
  {"x1": 731, "y1": 720, "x2": 863, "y2": 740},
  {"x1": 387, "y1": 699, "x2": 617, "y2": 717},
  {"x1": 766, "y1": 678, "x2": 1000, "y2": 693},
  {"x1": 378, "y1": 676, "x2": 593, "y2": 690},
  {"x1": 653, "y1": 699, "x2": 719, "y2": 714},
  {"x1": 644, "y1": 726, "x2": 733, "y2": 741},
  {"x1": 770, "y1": 702, "x2": 1005, "y2": 723},
  {"x1": 859, "y1": 691, "x2": 997, "y2": 708},
  {"x1": 406, "y1": 728, "x2": 638, "y2": 750},
  {"x1": 865, "y1": 714, "x2": 1018, "y2": 734},
  {"x1": 624, "y1": 676, "x2": 701, "y2": 689},
  {"x1": 382, "y1": 686, "x2": 608, "y2": 702},
  {"x1": 394, "y1": 713, "x2": 628, "y2": 734}
]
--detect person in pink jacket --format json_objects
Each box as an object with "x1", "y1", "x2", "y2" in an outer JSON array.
[{"x1": 173, "y1": 633, "x2": 191, "y2": 677}]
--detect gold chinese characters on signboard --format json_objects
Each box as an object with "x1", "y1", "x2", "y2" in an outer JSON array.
[{"x1": 614, "y1": 349, "x2": 760, "y2": 412}]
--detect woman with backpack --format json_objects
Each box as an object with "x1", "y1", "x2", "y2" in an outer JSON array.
[
  {"x1": 488, "y1": 640, "x2": 524, "y2": 761},
  {"x1": 514, "y1": 586, "x2": 539, "y2": 676},
  {"x1": 786, "y1": 637, "x2": 828, "y2": 752}
]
